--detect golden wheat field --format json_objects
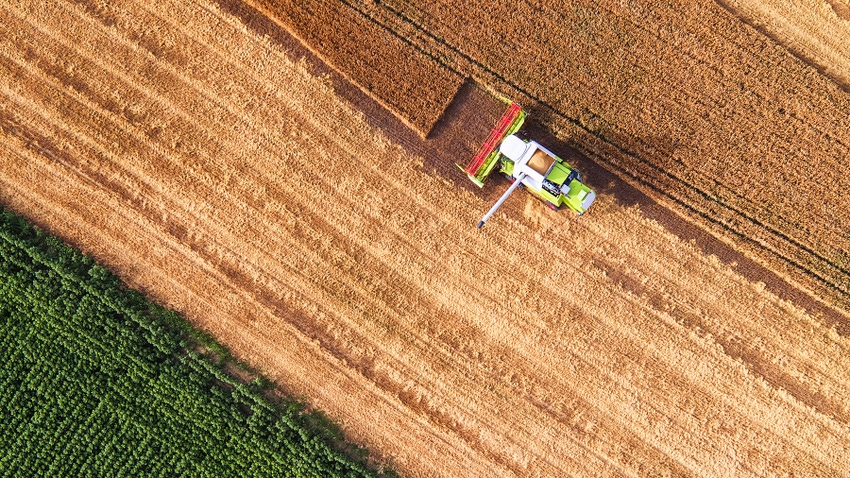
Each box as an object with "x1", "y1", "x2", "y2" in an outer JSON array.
[
  {"x1": 241, "y1": 0, "x2": 850, "y2": 311},
  {"x1": 1, "y1": 0, "x2": 849, "y2": 476}
]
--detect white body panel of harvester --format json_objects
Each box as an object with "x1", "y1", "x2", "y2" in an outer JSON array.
[{"x1": 579, "y1": 189, "x2": 597, "y2": 211}]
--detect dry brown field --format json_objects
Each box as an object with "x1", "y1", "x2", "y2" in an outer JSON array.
[
  {"x1": 240, "y1": 0, "x2": 850, "y2": 311},
  {"x1": 2, "y1": 0, "x2": 850, "y2": 477}
]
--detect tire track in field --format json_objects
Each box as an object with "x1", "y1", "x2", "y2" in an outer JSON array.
[
  {"x1": 18, "y1": 0, "x2": 848, "y2": 436},
  {"x1": 715, "y1": 0, "x2": 850, "y2": 93},
  {"x1": 205, "y1": 0, "x2": 850, "y2": 422}
]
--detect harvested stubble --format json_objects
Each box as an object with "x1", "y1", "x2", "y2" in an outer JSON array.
[
  {"x1": 284, "y1": 0, "x2": 850, "y2": 309},
  {"x1": 2, "y1": 0, "x2": 850, "y2": 476}
]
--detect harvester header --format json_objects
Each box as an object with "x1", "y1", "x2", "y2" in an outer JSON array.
[
  {"x1": 460, "y1": 102, "x2": 527, "y2": 187},
  {"x1": 460, "y1": 102, "x2": 596, "y2": 228}
]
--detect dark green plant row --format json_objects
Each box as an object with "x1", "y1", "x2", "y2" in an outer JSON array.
[{"x1": 0, "y1": 207, "x2": 391, "y2": 477}]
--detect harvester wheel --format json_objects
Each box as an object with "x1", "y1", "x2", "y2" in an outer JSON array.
[
  {"x1": 505, "y1": 175, "x2": 524, "y2": 188},
  {"x1": 546, "y1": 201, "x2": 560, "y2": 211}
]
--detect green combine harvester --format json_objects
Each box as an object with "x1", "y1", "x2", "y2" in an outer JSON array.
[{"x1": 460, "y1": 102, "x2": 596, "y2": 228}]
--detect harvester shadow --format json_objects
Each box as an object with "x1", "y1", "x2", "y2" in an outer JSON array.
[{"x1": 521, "y1": 120, "x2": 647, "y2": 209}]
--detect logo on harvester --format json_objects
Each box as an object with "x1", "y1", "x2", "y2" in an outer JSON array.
[{"x1": 458, "y1": 102, "x2": 596, "y2": 228}]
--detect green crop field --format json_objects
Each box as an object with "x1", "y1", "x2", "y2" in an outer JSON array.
[{"x1": 0, "y1": 208, "x2": 388, "y2": 478}]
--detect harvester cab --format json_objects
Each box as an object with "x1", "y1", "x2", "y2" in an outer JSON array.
[{"x1": 459, "y1": 102, "x2": 596, "y2": 228}]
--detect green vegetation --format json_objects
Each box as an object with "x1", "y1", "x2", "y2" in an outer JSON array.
[{"x1": 0, "y1": 208, "x2": 387, "y2": 477}]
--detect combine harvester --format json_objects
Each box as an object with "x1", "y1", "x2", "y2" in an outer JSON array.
[{"x1": 460, "y1": 102, "x2": 596, "y2": 228}]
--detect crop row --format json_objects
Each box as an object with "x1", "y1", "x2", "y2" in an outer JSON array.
[{"x1": 0, "y1": 208, "x2": 387, "y2": 478}]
